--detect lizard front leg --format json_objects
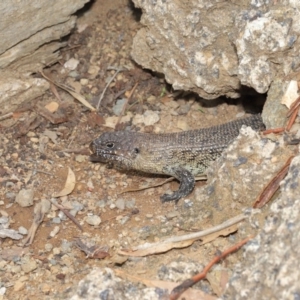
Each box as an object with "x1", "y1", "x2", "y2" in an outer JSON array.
[{"x1": 160, "y1": 166, "x2": 195, "y2": 203}]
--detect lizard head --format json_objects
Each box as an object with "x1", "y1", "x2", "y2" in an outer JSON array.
[{"x1": 90, "y1": 131, "x2": 140, "y2": 169}]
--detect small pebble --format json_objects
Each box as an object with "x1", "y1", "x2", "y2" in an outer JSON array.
[
  {"x1": 21, "y1": 260, "x2": 37, "y2": 273},
  {"x1": 80, "y1": 78, "x2": 89, "y2": 85},
  {"x1": 75, "y1": 155, "x2": 85, "y2": 163},
  {"x1": 64, "y1": 58, "x2": 79, "y2": 70},
  {"x1": 85, "y1": 215, "x2": 101, "y2": 226},
  {"x1": 45, "y1": 243, "x2": 53, "y2": 252},
  {"x1": 125, "y1": 199, "x2": 136, "y2": 209},
  {"x1": 117, "y1": 216, "x2": 130, "y2": 225},
  {"x1": 49, "y1": 226, "x2": 60, "y2": 238},
  {"x1": 18, "y1": 226, "x2": 28, "y2": 235},
  {"x1": 15, "y1": 189, "x2": 34, "y2": 207},
  {"x1": 58, "y1": 211, "x2": 67, "y2": 220},
  {"x1": 112, "y1": 99, "x2": 127, "y2": 116},
  {"x1": 52, "y1": 217, "x2": 61, "y2": 224},
  {"x1": 14, "y1": 281, "x2": 25, "y2": 292},
  {"x1": 0, "y1": 286, "x2": 6, "y2": 295},
  {"x1": 115, "y1": 199, "x2": 125, "y2": 210},
  {"x1": 97, "y1": 200, "x2": 106, "y2": 208}
]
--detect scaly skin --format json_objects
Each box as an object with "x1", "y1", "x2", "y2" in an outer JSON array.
[{"x1": 90, "y1": 115, "x2": 264, "y2": 203}]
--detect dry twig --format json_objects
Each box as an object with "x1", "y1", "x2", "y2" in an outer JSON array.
[
  {"x1": 49, "y1": 199, "x2": 83, "y2": 231},
  {"x1": 169, "y1": 236, "x2": 252, "y2": 300},
  {"x1": 96, "y1": 67, "x2": 126, "y2": 110},
  {"x1": 253, "y1": 155, "x2": 294, "y2": 208}
]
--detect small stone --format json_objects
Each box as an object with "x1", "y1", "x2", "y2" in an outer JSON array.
[
  {"x1": 41, "y1": 283, "x2": 51, "y2": 293},
  {"x1": 64, "y1": 58, "x2": 79, "y2": 70},
  {"x1": 146, "y1": 214, "x2": 153, "y2": 219},
  {"x1": 45, "y1": 243, "x2": 53, "y2": 252},
  {"x1": 75, "y1": 155, "x2": 85, "y2": 163},
  {"x1": 0, "y1": 286, "x2": 6, "y2": 295},
  {"x1": 0, "y1": 260, "x2": 7, "y2": 269},
  {"x1": 30, "y1": 137, "x2": 39, "y2": 143},
  {"x1": 18, "y1": 226, "x2": 28, "y2": 235},
  {"x1": 85, "y1": 215, "x2": 101, "y2": 226},
  {"x1": 49, "y1": 226, "x2": 60, "y2": 238},
  {"x1": 21, "y1": 259, "x2": 37, "y2": 273},
  {"x1": 165, "y1": 211, "x2": 179, "y2": 219},
  {"x1": 52, "y1": 217, "x2": 61, "y2": 224},
  {"x1": 11, "y1": 153, "x2": 18, "y2": 160},
  {"x1": 45, "y1": 101, "x2": 59, "y2": 113},
  {"x1": 125, "y1": 199, "x2": 136, "y2": 209},
  {"x1": 14, "y1": 281, "x2": 25, "y2": 292},
  {"x1": 177, "y1": 104, "x2": 191, "y2": 115},
  {"x1": 115, "y1": 199, "x2": 125, "y2": 210},
  {"x1": 143, "y1": 110, "x2": 160, "y2": 126},
  {"x1": 112, "y1": 99, "x2": 127, "y2": 116},
  {"x1": 53, "y1": 248, "x2": 61, "y2": 255},
  {"x1": 109, "y1": 203, "x2": 116, "y2": 209},
  {"x1": 15, "y1": 189, "x2": 34, "y2": 207},
  {"x1": 88, "y1": 65, "x2": 100, "y2": 78},
  {"x1": 27, "y1": 131, "x2": 35, "y2": 137},
  {"x1": 97, "y1": 200, "x2": 106, "y2": 208},
  {"x1": 58, "y1": 211, "x2": 67, "y2": 220},
  {"x1": 5, "y1": 192, "x2": 15, "y2": 200},
  {"x1": 80, "y1": 78, "x2": 89, "y2": 85},
  {"x1": 177, "y1": 120, "x2": 189, "y2": 131},
  {"x1": 118, "y1": 216, "x2": 130, "y2": 225}
]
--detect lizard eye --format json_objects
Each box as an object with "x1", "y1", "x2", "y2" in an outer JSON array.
[
  {"x1": 106, "y1": 142, "x2": 114, "y2": 148},
  {"x1": 134, "y1": 148, "x2": 139, "y2": 154}
]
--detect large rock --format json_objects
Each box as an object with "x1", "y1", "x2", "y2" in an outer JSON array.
[
  {"x1": 0, "y1": 0, "x2": 90, "y2": 114},
  {"x1": 131, "y1": 0, "x2": 300, "y2": 99},
  {"x1": 224, "y1": 155, "x2": 300, "y2": 299}
]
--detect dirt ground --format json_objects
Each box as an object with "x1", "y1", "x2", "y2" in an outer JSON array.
[{"x1": 0, "y1": 1, "x2": 265, "y2": 299}]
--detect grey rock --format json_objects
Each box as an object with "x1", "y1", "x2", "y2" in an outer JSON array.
[
  {"x1": 125, "y1": 199, "x2": 136, "y2": 209},
  {"x1": 85, "y1": 215, "x2": 101, "y2": 226},
  {"x1": 262, "y1": 78, "x2": 289, "y2": 128},
  {"x1": 70, "y1": 268, "x2": 169, "y2": 300},
  {"x1": 224, "y1": 155, "x2": 300, "y2": 299},
  {"x1": 0, "y1": 229, "x2": 23, "y2": 240},
  {"x1": 132, "y1": 0, "x2": 300, "y2": 99},
  {"x1": 52, "y1": 217, "x2": 61, "y2": 224},
  {"x1": 21, "y1": 258, "x2": 37, "y2": 273},
  {"x1": 15, "y1": 189, "x2": 34, "y2": 207},
  {"x1": 115, "y1": 198, "x2": 125, "y2": 210},
  {"x1": 18, "y1": 226, "x2": 28, "y2": 235},
  {"x1": 112, "y1": 98, "x2": 127, "y2": 116}
]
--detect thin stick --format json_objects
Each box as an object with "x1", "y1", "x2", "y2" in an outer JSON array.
[
  {"x1": 116, "y1": 82, "x2": 139, "y2": 127},
  {"x1": 169, "y1": 236, "x2": 252, "y2": 300},
  {"x1": 49, "y1": 199, "x2": 83, "y2": 231},
  {"x1": 253, "y1": 155, "x2": 294, "y2": 208},
  {"x1": 96, "y1": 67, "x2": 125, "y2": 110}
]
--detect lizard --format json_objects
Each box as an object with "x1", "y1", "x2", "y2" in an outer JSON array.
[{"x1": 90, "y1": 114, "x2": 265, "y2": 203}]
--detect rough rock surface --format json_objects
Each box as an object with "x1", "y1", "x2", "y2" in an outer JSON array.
[
  {"x1": 0, "y1": 0, "x2": 89, "y2": 114},
  {"x1": 224, "y1": 154, "x2": 300, "y2": 299},
  {"x1": 0, "y1": 0, "x2": 89, "y2": 72},
  {"x1": 131, "y1": 0, "x2": 300, "y2": 99},
  {"x1": 70, "y1": 268, "x2": 169, "y2": 300}
]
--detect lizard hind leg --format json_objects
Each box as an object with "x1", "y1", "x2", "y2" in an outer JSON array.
[{"x1": 160, "y1": 166, "x2": 195, "y2": 203}]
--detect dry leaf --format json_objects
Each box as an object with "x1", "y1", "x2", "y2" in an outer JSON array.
[
  {"x1": 53, "y1": 167, "x2": 76, "y2": 197},
  {"x1": 41, "y1": 71, "x2": 96, "y2": 111},
  {"x1": 118, "y1": 214, "x2": 246, "y2": 256}
]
